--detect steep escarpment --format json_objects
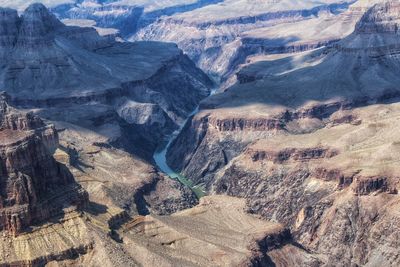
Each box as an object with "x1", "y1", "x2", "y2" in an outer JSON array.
[
  {"x1": 355, "y1": 1, "x2": 400, "y2": 34},
  {"x1": 0, "y1": 92, "x2": 88, "y2": 236},
  {"x1": 0, "y1": 4, "x2": 219, "y2": 265},
  {"x1": 167, "y1": 2, "x2": 400, "y2": 266}
]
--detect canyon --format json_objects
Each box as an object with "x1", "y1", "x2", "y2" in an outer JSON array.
[
  {"x1": 165, "y1": 1, "x2": 400, "y2": 266},
  {"x1": 0, "y1": 3, "x2": 301, "y2": 266},
  {"x1": 1, "y1": 0, "x2": 400, "y2": 266},
  {"x1": 0, "y1": 95, "x2": 303, "y2": 266}
]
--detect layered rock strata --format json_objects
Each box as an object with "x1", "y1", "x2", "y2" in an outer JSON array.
[{"x1": 0, "y1": 92, "x2": 87, "y2": 236}]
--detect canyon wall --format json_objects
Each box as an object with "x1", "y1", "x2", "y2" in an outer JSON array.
[{"x1": 0, "y1": 92, "x2": 88, "y2": 236}]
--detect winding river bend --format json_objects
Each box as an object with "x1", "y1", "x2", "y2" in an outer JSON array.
[{"x1": 153, "y1": 88, "x2": 217, "y2": 198}]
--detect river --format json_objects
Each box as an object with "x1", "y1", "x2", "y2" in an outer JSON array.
[{"x1": 153, "y1": 88, "x2": 217, "y2": 198}]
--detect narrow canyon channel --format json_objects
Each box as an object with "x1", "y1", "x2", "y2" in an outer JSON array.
[{"x1": 153, "y1": 88, "x2": 217, "y2": 198}]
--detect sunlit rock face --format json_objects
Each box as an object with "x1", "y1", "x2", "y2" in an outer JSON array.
[{"x1": 0, "y1": 92, "x2": 88, "y2": 236}]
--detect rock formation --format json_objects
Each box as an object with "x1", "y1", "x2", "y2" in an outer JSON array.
[
  {"x1": 1, "y1": 1, "x2": 383, "y2": 87},
  {"x1": 0, "y1": 92, "x2": 88, "y2": 236},
  {"x1": 0, "y1": 3, "x2": 213, "y2": 161},
  {"x1": 115, "y1": 195, "x2": 319, "y2": 266},
  {"x1": 166, "y1": 1, "x2": 400, "y2": 265},
  {"x1": 133, "y1": 0, "x2": 371, "y2": 85},
  {"x1": 3, "y1": 1, "x2": 400, "y2": 266}
]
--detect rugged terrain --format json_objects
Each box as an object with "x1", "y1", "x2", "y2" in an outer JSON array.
[
  {"x1": 1, "y1": 0, "x2": 375, "y2": 84},
  {"x1": 167, "y1": 1, "x2": 400, "y2": 266},
  {"x1": 0, "y1": 3, "x2": 303, "y2": 267},
  {"x1": 0, "y1": 2, "x2": 213, "y2": 221},
  {"x1": 134, "y1": 0, "x2": 380, "y2": 85},
  {"x1": 0, "y1": 3, "x2": 212, "y2": 158},
  {"x1": 2, "y1": 0, "x2": 400, "y2": 266},
  {"x1": 0, "y1": 95, "x2": 302, "y2": 265}
]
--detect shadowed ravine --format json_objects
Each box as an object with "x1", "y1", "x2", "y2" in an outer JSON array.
[{"x1": 153, "y1": 88, "x2": 218, "y2": 198}]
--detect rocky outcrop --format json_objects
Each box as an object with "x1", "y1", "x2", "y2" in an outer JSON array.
[
  {"x1": 0, "y1": 92, "x2": 88, "y2": 236},
  {"x1": 249, "y1": 146, "x2": 339, "y2": 163},
  {"x1": 356, "y1": 1, "x2": 400, "y2": 34},
  {"x1": 135, "y1": 173, "x2": 199, "y2": 216},
  {"x1": 209, "y1": 116, "x2": 285, "y2": 131},
  {"x1": 352, "y1": 176, "x2": 398, "y2": 195},
  {"x1": 17, "y1": 3, "x2": 64, "y2": 48},
  {"x1": 313, "y1": 167, "x2": 356, "y2": 188},
  {"x1": 0, "y1": 212, "x2": 94, "y2": 267}
]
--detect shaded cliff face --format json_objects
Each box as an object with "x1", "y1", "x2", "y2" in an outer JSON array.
[
  {"x1": 0, "y1": 92, "x2": 88, "y2": 236},
  {"x1": 0, "y1": 3, "x2": 211, "y2": 105},
  {"x1": 167, "y1": 2, "x2": 400, "y2": 266},
  {"x1": 2, "y1": 1, "x2": 376, "y2": 87}
]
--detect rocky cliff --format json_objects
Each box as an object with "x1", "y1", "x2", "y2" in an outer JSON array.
[
  {"x1": 115, "y1": 195, "x2": 320, "y2": 266},
  {"x1": 0, "y1": 92, "x2": 88, "y2": 236},
  {"x1": 166, "y1": 2, "x2": 400, "y2": 265}
]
